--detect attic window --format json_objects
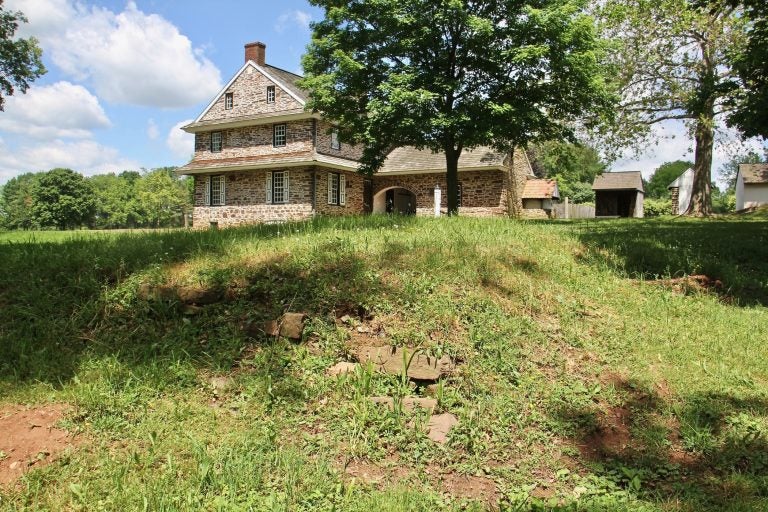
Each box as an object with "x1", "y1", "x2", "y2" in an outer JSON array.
[
  {"x1": 331, "y1": 128, "x2": 341, "y2": 150},
  {"x1": 267, "y1": 85, "x2": 275, "y2": 104},
  {"x1": 225, "y1": 93, "x2": 233, "y2": 110}
]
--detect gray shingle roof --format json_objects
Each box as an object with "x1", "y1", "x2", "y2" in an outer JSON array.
[
  {"x1": 379, "y1": 146, "x2": 506, "y2": 173},
  {"x1": 264, "y1": 64, "x2": 308, "y2": 103},
  {"x1": 739, "y1": 163, "x2": 768, "y2": 184},
  {"x1": 592, "y1": 171, "x2": 644, "y2": 192}
]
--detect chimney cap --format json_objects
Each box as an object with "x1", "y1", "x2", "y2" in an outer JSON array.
[{"x1": 245, "y1": 41, "x2": 266, "y2": 48}]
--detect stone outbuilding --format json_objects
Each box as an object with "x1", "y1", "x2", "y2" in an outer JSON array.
[
  {"x1": 736, "y1": 163, "x2": 768, "y2": 211},
  {"x1": 521, "y1": 179, "x2": 560, "y2": 218},
  {"x1": 592, "y1": 171, "x2": 644, "y2": 218}
]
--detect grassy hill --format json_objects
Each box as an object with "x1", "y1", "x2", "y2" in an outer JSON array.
[{"x1": 1, "y1": 216, "x2": 767, "y2": 511}]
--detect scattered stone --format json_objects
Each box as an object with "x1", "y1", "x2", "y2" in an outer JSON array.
[
  {"x1": 424, "y1": 384, "x2": 440, "y2": 396},
  {"x1": 369, "y1": 396, "x2": 437, "y2": 414},
  {"x1": 427, "y1": 413, "x2": 458, "y2": 444},
  {"x1": 340, "y1": 314, "x2": 353, "y2": 324},
  {"x1": 263, "y1": 313, "x2": 307, "y2": 339},
  {"x1": 182, "y1": 305, "x2": 204, "y2": 316},
  {"x1": 210, "y1": 376, "x2": 235, "y2": 394},
  {"x1": 137, "y1": 283, "x2": 177, "y2": 302},
  {"x1": 177, "y1": 285, "x2": 223, "y2": 305},
  {"x1": 355, "y1": 346, "x2": 452, "y2": 381},
  {"x1": 327, "y1": 362, "x2": 359, "y2": 377}
]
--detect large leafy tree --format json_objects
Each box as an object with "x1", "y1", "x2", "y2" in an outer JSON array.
[
  {"x1": 134, "y1": 168, "x2": 189, "y2": 228},
  {"x1": 301, "y1": 0, "x2": 613, "y2": 215},
  {"x1": 646, "y1": 160, "x2": 693, "y2": 199},
  {"x1": 31, "y1": 168, "x2": 95, "y2": 230},
  {"x1": 725, "y1": 0, "x2": 768, "y2": 138},
  {"x1": 0, "y1": 172, "x2": 39, "y2": 229},
  {"x1": 0, "y1": 1, "x2": 45, "y2": 110},
  {"x1": 598, "y1": 0, "x2": 749, "y2": 216}
]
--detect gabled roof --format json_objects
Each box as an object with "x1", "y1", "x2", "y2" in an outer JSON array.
[
  {"x1": 192, "y1": 61, "x2": 306, "y2": 125},
  {"x1": 379, "y1": 146, "x2": 507, "y2": 174},
  {"x1": 592, "y1": 171, "x2": 644, "y2": 193},
  {"x1": 738, "y1": 163, "x2": 768, "y2": 184},
  {"x1": 522, "y1": 179, "x2": 559, "y2": 200},
  {"x1": 668, "y1": 168, "x2": 693, "y2": 189}
]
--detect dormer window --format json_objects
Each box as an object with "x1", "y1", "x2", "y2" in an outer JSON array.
[
  {"x1": 331, "y1": 128, "x2": 341, "y2": 150},
  {"x1": 225, "y1": 93, "x2": 233, "y2": 110},
  {"x1": 266, "y1": 85, "x2": 275, "y2": 104},
  {"x1": 211, "y1": 131, "x2": 222, "y2": 153}
]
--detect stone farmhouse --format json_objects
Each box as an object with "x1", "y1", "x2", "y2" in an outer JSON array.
[{"x1": 178, "y1": 42, "x2": 551, "y2": 228}]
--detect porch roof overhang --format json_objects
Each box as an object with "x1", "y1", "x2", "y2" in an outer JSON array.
[
  {"x1": 176, "y1": 152, "x2": 360, "y2": 175},
  {"x1": 182, "y1": 111, "x2": 320, "y2": 133}
]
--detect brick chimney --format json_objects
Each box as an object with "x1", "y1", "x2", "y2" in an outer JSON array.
[{"x1": 245, "y1": 41, "x2": 266, "y2": 66}]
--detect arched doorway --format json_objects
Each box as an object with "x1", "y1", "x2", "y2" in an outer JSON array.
[{"x1": 373, "y1": 187, "x2": 417, "y2": 214}]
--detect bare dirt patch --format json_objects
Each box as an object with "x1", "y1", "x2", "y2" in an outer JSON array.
[
  {"x1": 0, "y1": 404, "x2": 81, "y2": 486},
  {"x1": 438, "y1": 472, "x2": 499, "y2": 507}
]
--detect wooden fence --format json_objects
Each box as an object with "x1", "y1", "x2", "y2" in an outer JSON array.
[{"x1": 552, "y1": 202, "x2": 595, "y2": 219}]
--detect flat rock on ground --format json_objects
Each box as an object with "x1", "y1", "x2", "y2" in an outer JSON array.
[
  {"x1": 370, "y1": 396, "x2": 437, "y2": 414},
  {"x1": 355, "y1": 346, "x2": 452, "y2": 381},
  {"x1": 264, "y1": 312, "x2": 306, "y2": 340},
  {"x1": 0, "y1": 404, "x2": 81, "y2": 486},
  {"x1": 427, "y1": 413, "x2": 459, "y2": 444},
  {"x1": 326, "y1": 362, "x2": 359, "y2": 377}
]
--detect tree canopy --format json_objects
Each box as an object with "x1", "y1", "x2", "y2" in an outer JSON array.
[
  {"x1": 0, "y1": 1, "x2": 45, "y2": 110},
  {"x1": 527, "y1": 141, "x2": 607, "y2": 203},
  {"x1": 301, "y1": 0, "x2": 614, "y2": 215},
  {"x1": 597, "y1": 0, "x2": 750, "y2": 216},
  {"x1": 646, "y1": 160, "x2": 694, "y2": 199}
]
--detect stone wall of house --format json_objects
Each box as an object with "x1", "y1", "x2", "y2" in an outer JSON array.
[
  {"x1": 200, "y1": 65, "x2": 303, "y2": 123},
  {"x1": 521, "y1": 208, "x2": 550, "y2": 219},
  {"x1": 373, "y1": 169, "x2": 513, "y2": 217},
  {"x1": 194, "y1": 120, "x2": 315, "y2": 161},
  {"x1": 192, "y1": 168, "x2": 314, "y2": 227},
  {"x1": 315, "y1": 120, "x2": 365, "y2": 162},
  {"x1": 314, "y1": 169, "x2": 367, "y2": 216}
]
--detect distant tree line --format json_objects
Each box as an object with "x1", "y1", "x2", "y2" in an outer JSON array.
[{"x1": 0, "y1": 167, "x2": 192, "y2": 230}]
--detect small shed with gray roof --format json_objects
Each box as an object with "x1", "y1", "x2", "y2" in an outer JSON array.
[
  {"x1": 736, "y1": 163, "x2": 768, "y2": 211},
  {"x1": 592, "y1": 171, "x2": 644, "y2": 218}
]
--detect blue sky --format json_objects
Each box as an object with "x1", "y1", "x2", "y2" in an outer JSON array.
[
  {"x1": 1, "y1": 0, "x2": 764, "y2": 186},
  {"x1": 0, "y1": 0, "x2": 323, "y2": 184}
]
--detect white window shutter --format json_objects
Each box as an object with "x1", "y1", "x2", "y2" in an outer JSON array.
[
  {"x1": 339, "y1": 174, "x2": 346, "y2": 206},
  {"x1": 285, "y1": 171, "x2": 290, "y2": 203},
  {"x1": 219, "y1": 176, "x2": 226, "y2": 205},
  {"x1": 204, "y1": 176, "x2": 211, "y2": 206},
  {"x1": 266, "y1": 173, "x2": 272, "y2": 204},
  {"x1": 327, "y1": 173, "x2": 333, "y2": 204}
]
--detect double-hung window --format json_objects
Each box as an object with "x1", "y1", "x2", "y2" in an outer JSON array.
[
  {"x1": 327, "y1": 172, "x2": 346, "y2": 206},
  {"x1": 224, "y1": 92, "x2": 233, "y2": 110},
  {"x1": 266, "y1": 171, "x2": 289, "y2": 204},
  {"x1": 211, "y1": 131, "x2": 222, "y2": 153},
  {"x1": 266, "y1": 85, "x2": 276, "y2": 104},
  {"x1": 273, "y1": 124, "x2": 286, "y2": 147},
  {"x1": 204, "y1": 175, "x2": 226, "y2": 206},
  {"x1": 331, "y1": 128, "x2": 341, "y2": 150}
]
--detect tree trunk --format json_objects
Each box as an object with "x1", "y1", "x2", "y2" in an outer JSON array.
[
  {"x1": 444, "y1": 145, "x2": 461, "y2": 216},
  {"x1": 686, "y1": 111, "x2": 714, "y2": 216}
]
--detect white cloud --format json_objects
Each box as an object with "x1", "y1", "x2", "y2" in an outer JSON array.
[
  {"x1": 275, "y1": 10, "x2": 313, "y2": 33},
  {"x1": 8, "y1": 0, "x2": 222, "y2": 108},
  {"x1": 0, "y1": 138, "x2": 139, "y2": 183},
  {"x1": 611, "y1": 120, "x2": 767, "y2": 186},
  {"x1": 0, "y1": 81, "x2": 110, "y2": 139},
  {"x1": 147, "y1": 118, "x2": 159, "y2": 140},
  {"x1": 166, "y1": 120, "x2": 194, "y2": 160}
]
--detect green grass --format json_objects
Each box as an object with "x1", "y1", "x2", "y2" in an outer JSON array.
[{"x1": 0, "y1": 215, "x2": 766, "y2": 511}]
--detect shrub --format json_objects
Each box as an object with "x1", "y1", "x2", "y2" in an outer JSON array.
[{"x1": 644, "y1": 198, "x2": 672, "y2": 217}]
